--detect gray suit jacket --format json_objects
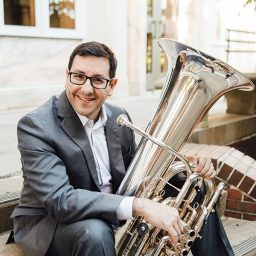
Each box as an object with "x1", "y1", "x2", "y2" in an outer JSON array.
[{"x1": 11, "y1": 91, "x2": 137, "y2": 256}]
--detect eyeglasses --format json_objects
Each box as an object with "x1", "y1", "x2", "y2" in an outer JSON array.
[{"x1": 69, "y1": 72, "x2": 112, "y2": 89}]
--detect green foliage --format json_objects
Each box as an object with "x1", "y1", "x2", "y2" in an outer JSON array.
[{"x1": 244, "y1": 0, "x2": 256, "y2": 9}]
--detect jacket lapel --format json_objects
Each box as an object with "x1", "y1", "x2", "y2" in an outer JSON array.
[
  {"x1": 105, "y1": 105, "x2": 126, "y2": 193},
  {"x1": 57, "y1": 91, "x2": 100, "y2": 189}
]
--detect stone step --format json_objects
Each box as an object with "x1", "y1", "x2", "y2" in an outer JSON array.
[
  {"x1": 0, "y1": 232, "x2": 23, "y2": 256},
  {"x1": 189, "y1": 113, "x2": 256, "y2": 145},
  {"x1": 0, "y1": 244, "x2": 23, "y2": 256},
  {"x1": 0, "y1": 224, "x2": 256, "y2": 256},
  {"x1": 0, "y1": 200, "x2": 19, "y2": 234}
]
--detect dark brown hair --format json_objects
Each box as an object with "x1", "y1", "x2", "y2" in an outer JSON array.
[{"x1": 68, "y1": 41, "x2": 117, "y2": 79}]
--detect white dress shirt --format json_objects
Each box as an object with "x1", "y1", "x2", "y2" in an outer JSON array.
[{"x1": 77, "y1": 105, "x2": 134, "y2": 220}]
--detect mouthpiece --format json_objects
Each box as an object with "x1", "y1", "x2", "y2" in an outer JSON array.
[{"x1": 117, "y1": 114, "x2": 129, "y2": 127}]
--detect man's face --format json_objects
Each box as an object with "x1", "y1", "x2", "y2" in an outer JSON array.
[{"x1": 65, "y1": 55, "x2": 117, "y2": 120}]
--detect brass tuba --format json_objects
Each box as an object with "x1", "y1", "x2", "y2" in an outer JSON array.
[{"x1": 115, "y1": 39, "x2": 255, "y2": 256}]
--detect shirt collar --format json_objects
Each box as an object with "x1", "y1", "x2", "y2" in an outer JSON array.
[{"x1": 76, "y1": 105, "x2": 107, "y2": 129}]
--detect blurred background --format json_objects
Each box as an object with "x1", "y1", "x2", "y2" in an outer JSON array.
[{"x1": 0, "y1": 0, "x2": 255, "y2": 105}]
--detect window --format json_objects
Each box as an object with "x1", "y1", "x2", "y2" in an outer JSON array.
[
  {"x1": 49, "y1": 0, "x2": 75, "y2": 29},
  {"x1": 4, "y1": 0, "x2": 35, "y2": 26},
  {"x1": 146, "y1": 32, "x2": 153, "y2": 73},
  {"x1": 0, "y1": 0, "x2": 84, "y2": 39},
  {"x1": 147, "y1": 0, "x2": 153, "y2": 17}
]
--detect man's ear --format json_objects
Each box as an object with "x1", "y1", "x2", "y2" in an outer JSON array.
[
  {"x1": 66, "y1": 68, "x2": 69, "y2": 78},
  {"x1": 64, "y1": 68, "x2": 69, "y2": 88},
  {"x1": 108, "y1": 78, "x2": 118, "y2": 96}
]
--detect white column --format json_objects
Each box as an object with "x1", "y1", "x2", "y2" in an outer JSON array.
[
  {"x1": 177, "y1": 0, "x2": 218, "y2": 53},
  {"x1": 112, "y1": 0, "x2": 129, "y2": 98},
  {"x1": 127, "y1": 0, "x2": 147, "y2": 96},
  {"x1": 85, "y1": 0, "x2": 129, "y2": 98}
]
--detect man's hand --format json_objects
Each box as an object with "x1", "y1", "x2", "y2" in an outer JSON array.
[
  {"x1": 186, "y1": 155, "x2": 216, "y2": 179},
  {"x1": 132, "y1": 198, "x2": 184, "y2": 244}
]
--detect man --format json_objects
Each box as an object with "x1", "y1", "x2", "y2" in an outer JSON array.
[{"x1": 11, "y1": 41, "x2": 233, "y2": 256}]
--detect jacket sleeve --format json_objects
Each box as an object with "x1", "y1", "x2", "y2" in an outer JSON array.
[{"x1": 17, "y1": 114, "x2": 124, "y2": 226}]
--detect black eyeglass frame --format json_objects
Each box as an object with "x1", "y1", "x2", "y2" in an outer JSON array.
[{"x1": 69, "y1": 72, "x2": 113, "y2": 89}]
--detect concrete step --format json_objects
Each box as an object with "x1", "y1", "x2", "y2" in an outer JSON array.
[
  {"x1": 0, "y1": 177, "x2": 22, "y2": 234},
  {"x1": 0, "y1": 218, "x2": 255, "y2": 256},
  {"x1": 189, "y1": 113, "x2": 256, "y2": 145},
  {"x1": 233, "y1": 236, "x2": 256, "y2": 256},
  {"x1": 0, "y1": 231, "x2": 23, "y2": 256}
]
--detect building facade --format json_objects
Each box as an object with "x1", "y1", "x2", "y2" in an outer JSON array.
[{"x1": 0, "y1": 0, "x2": 255, "y2": 109}]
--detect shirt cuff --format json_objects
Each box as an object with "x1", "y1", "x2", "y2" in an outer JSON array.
[{"x1": 116, "y1": 196, "x2": 135, "y2": 220}]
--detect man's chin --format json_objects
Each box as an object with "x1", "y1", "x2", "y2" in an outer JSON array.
[
  {"x1": 77, "y1": 109, "x2": 98, "y2": 120},
  {"x1": 78, "y1": 110, "x2": 90, "y2": 117}
]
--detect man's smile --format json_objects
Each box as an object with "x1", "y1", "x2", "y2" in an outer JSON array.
[{"x1": 76, "y1": 94, "x2": 96, "y2": 102}]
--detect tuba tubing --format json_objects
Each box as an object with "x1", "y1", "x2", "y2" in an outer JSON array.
[{"x1": 115, "y1": 39, "x2": 255, "y2": 256}]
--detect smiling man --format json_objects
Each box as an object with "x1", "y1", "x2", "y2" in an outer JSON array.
[
  {"x1": 10, "y1": 42, "x2": 234, "y2": 256},
  {"x1": 66, "y1": 54, "x2": 117, "y2": 120}
]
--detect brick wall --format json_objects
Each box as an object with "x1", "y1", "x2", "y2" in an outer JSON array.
[
  {"x1": 225, "y1": 188, "x2": 256, "y2": 221},
  {"x1": 181, "y1": 143, "x2": 256, "y2": 221}
]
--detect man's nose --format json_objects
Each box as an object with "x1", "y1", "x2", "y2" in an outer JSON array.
[{"x1": 81, "y1": 78, "x2": 93, "y2": 92}]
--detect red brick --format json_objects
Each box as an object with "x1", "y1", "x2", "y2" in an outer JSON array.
[
  {"x1": 217, "y1": 164, "x2": 233, "y2": 181},
  {"x1": 238, "y1": 176, "x2": 255, "y2": 193},
  {"x1": 226, "y1": 200, "x2": 256, "y2": 213},
  {"x1": 224, "y1": 210, "x2": 242, "y2": 219},
  {"x1": 227, "y1": 189, "x2": 242, "y2": 200},
  {"x1": 215, "y1": 160, "x2": 224, "y2": 172},
  {"x1": 226, "y1": 200, "x2": 239, "y2": 211},
  {"x1": 228, "y1": 170, "x2": 244, "y2": 186},
  {"x1": 244, "y1": 195, "x2": 255, "y2": 202},
  {"x1": 214, "y1": 177, "x2": 223, "y2": 186},
  {"x1": 249, "y1": 184, "x2": 256, "y2": 199},
  {"x1": 212, "y1": 158, "x2": 217, "y2": 169},
  {"x1": 243, "y1": 213, "x2": 256, "y2": 221},
  {"x1": 244, "y1": 201, "x2": 256, "y2": 213}
]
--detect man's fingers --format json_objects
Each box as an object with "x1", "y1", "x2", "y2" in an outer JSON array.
[
  {"x1": 186, "y1": 155, "x2": 198, "y2": 165},
  {"x1": 198, "y1": 161, "x2": 212, "y2": 175},
  {"x1": 205, "y1": 168, "x2": 217, "y2": 179},
  {"x1": 173, "y1": 221, "x2": 182, "y2": 236},
  {"x1": 203, "y1": 164, "x2": 213, "y2": 176},
  {"x1": 178, "y1": 220, "x2": 185, "y2": 232},
  {"x1": 168, "y1": 226, "x2": 179, "y2": 244}
]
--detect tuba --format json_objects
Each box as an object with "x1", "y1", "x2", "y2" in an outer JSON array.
[{"x1": 115, "y1": 39, "x2": 255, "y2": 256}]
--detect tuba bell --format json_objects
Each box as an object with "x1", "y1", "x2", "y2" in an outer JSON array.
[{"x1": 115, "y1": 39, "x2": 255, "y2": 256}]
